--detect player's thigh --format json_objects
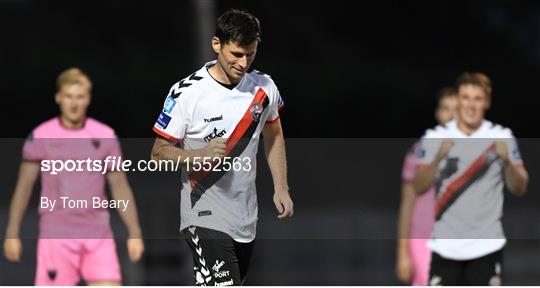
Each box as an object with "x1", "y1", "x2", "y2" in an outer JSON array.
[
  {"x1": 429, "y1": 252, "x2": 465, "y2": 286},
  {"x1": 183, "y1": 226, "x2": 242, "y2": 286},
  {"x1": 80, "y1": 238, "x2": 122, "y2": 284},
  {"x1": 465, "y1": 249, "x2": 503, "y2": 286},
  {"x1": 35, "y1": 239, "x2": 81, "y2": 286},
  {"x1": 233, "y1": 240, "x2": 254, "y2": 284}
]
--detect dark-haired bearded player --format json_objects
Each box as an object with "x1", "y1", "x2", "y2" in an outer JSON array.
[{"x1": 151, "y1": 9, "x2": 293, "y2": 286}]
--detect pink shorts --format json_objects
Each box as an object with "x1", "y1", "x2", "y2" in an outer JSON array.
[
  {"x1": 409, "y1": 239, "x2": 431, "y2": 286},
  {"x1": 35, "y1": 238, "x2": 121, "y2": 285}
]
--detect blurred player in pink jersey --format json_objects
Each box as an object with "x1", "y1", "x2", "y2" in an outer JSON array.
[
  {"x1": 3, "y1": 68, "x2": 144, "y2": 285},
  {"x1": 396, "y1": 87, "x2": 457, "y2": 285}
]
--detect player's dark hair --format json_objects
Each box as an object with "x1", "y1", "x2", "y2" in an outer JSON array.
[
  {"x1": 456, "y1": 72, "x2": 492, "y2": 97},
  {"x1": 215, "y1": 9, "x2": 261, "y2": 46},
  {"x1": 437, "y1": 86, "x2": 457, "y2": 102}
]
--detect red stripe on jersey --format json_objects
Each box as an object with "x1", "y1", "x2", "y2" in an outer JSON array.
[
  {"x1": 189, "y1": 88, "x2": 269, "y2": 188},
  {"x1": 224, "y1": 88, "x2": 268, "y2": 154},
  {"x1": 435, "y1": 144, "x2": 495, "y2": 218},
  {"x1": 153, "y1": 126, "x2": 183, "y2": 142}
]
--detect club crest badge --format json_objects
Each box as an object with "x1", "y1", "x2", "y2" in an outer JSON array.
[
  {"x1": 250, "y1": 102, "x2": 263, "y2": 122},
  {"x1": 91, "y1": 139, "x2": 101, "y2": 149}
]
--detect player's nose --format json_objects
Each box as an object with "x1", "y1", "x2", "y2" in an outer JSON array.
[{"x1": 238, "y1": 56, "x2": 248, "y2": 69}]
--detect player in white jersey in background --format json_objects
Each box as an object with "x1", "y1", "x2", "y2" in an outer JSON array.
[
  {"x1": 151, "y1": 9, "x2": 293, "y2": 286},
  {"x1": 396, "y1": 87, "x2": 457, "y2": 285},
  {"x1": 413, "y1": 72, "x2": 528, "y2": 285}
]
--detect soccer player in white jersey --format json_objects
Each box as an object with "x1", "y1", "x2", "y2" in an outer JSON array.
[
  {"x1": 151, "y1": 9, "x2": 293, "y2": 286},
  {"x1": 396, "y1": 87, "x2": 456, "y2": 285},
  {"x1": 413, "y1": 72, "x2": 529, "y2": 285}
]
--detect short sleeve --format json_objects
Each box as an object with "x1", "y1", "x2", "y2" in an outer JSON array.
[
  {"x1": 401, "y1": 143, "x2": 419, "y2": 182},
  {"x1": 266, "y1": 88, "x2": 284, "y2": 124},
  {"x1": 22, "y1": 131, "x2": 46, "y2": 162},
  {"x1": 505, "y1": 132, "x2": 523, "y2": 165},
  {"x1": 102, "y1": 135, "x2": 123, "y2": 172},
  {"x1": 417, "y1": 131, "x2": 442, "y2": 166},
  {"x1": 153, "y1": 92, "x2": 188, "y2": 142},
  {"x1": 106, "y1": 134, "x2": 123, "y2": 159}
]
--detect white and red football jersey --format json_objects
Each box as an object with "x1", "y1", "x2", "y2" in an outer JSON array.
[
  {"x1": 417, "y1": 119, "x2": 523, "y2": 260},
  {"x1": 153, "y1": 61, "x2": 284, "y2": 242}
]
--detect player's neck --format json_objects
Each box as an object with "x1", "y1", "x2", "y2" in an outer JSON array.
[
  {"x1": 208, "y1": 62, "x2": 240, "y2": 86},
  {"x1": 59, "y1": 115, "x2": 86, "y2": 130},
  {"x1": 457, "y1": 119, "x2": 482, "y2": 135}
]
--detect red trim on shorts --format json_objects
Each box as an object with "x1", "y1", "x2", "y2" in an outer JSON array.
[{"x1": 153, "y1": 126, "x2": 183, "y2": 142}]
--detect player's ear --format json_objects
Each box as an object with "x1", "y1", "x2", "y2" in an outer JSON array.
[
  {"x1": 86, "y1": 92, "x2": 92, "y2": 105},
  {"x1": 211, "y1": 36, "x2": 221, "y2": 54},
  {"x1": 55, "y1": 92, "x2": 61, "y2": 105},
  {"x1": 485, "y1": 94, "x2": 491, "y2": 110}
]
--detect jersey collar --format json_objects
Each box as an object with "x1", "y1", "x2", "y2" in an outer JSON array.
[
  {"x1": 453, "y1": 119, "x2": 490, "y2": 138},
  {"x1": 203, "y1": 60, "x2": 246, "y2": 94}
]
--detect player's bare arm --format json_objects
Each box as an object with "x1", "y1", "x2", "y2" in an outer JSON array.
[
  {"x1": 494, "y1": 141, "x2": 529, "y2": 196},
  {"x1": 106, "y1": 170, "x2": 145, "y2": 262},
  {"x1": 151, "y1": 136, "x2": 226, "y2": 164},
  {"x1": 4, "y1": 161, "x2": 40, "y2": 262},
  {"x1": 262, "y1": 119, "x2": 293, "y2": 219},
  {"x1": 395, "y1": 182, "x2": 416, "y2": 283},
  {"x1": 412, "y1": 139, "x2": 453, "y2": 195}
]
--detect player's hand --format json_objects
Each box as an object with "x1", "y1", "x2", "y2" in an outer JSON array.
[
  {"x1": 127, "y1": 238, "x2": 144, "y2": 263},
  {"x1": 494, "y1": 141, "x2": 510, "y2": 164},
  {"x1": 273, "y1": 190, "x2": 293, "y2": 219},
  {"x1": 435, "y1": 139, "x2": 454, "y2": 161},
  {"x1": 396, "y1": 253, "x2": 413, "y2": 283},
  {"x1": 201, "y1": 138, "x2": 226, "y2": 159},
  {"x1": 4, "y1": 238, "x2": 23, "y2": 262}
]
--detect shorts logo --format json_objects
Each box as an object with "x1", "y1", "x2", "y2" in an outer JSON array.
[
  {"x1": 156, "y1": 112, "x2": 172, "y2": 129},
  {"x1": 91, "y1": 139, "x2": 100, "y2": 149},
  {"x1": 250, "y1": 102, "x2": 263, "y2": 122},
  {"x1": 47, "y1": 270, "x2": 57, "y2": 281},
  {"x1": 213, "y1": 260, "x2": 225, "y2": 272},
  {"x1": 204, "y1": 127, "x2": 226, "y2": 142},
  {"x1": 489, "y1": 275, "x2": 502, "y2": 286},
  {"x1": 430, "y1": 275, "x2": 442, "y2": 286},
  {"x1": 214, "y1": 270, "x2": 230, "y2": 278},
  {"x1": 490, "y1": 262, "x2": 502, "y2": 285},
  {"x1": 212, "y1": 260, "x2": 230, "y2": 280},
  {"x1": 163, "y1": 96, "x2": 176, "y2": 114},
  {"x1": 215, "y1": 279, "x2": 233, "y2": 286}
]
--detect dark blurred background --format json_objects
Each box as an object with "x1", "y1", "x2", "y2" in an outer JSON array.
[
  {"x1": 1, "y1": 0, "x2": 539, "y2": 285},
  {"x1": 1, "y1": 0, "x2": 540, "y2": 138}
]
